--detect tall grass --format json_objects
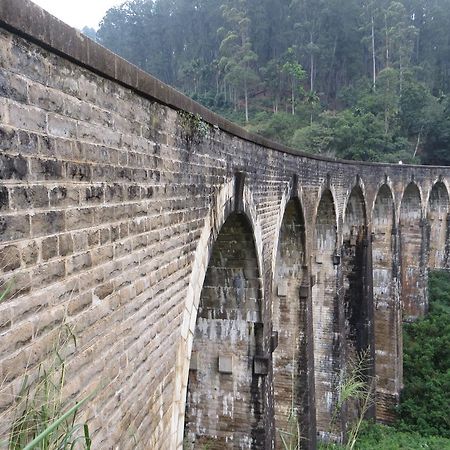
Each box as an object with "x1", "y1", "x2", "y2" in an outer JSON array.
[
  {"x1": 323, "y1": 349, "x2": 374, "y2": 450},
  {"x1": 0, "y1": 277, "x2": 95, "y2": 449},
  {"x1": 277, "y1": 351, "x2": 302, "y2": 450}
]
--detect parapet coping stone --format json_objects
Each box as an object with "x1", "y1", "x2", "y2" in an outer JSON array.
[{"x1": 0, "y1": 0, "x2": 448, "y2": 170}]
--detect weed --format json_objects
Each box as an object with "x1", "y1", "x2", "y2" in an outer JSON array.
[
  {"x1": 178, "y1": 110, "x2": 210, "y2": 146},
  {"x1": 0, "y1": 276, "x2": 96, "y2": 449}
]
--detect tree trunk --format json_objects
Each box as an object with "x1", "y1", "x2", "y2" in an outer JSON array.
[
  {"x1": 244, "y1": 80, "x2": 249, "y2": 123},
  {"x1": 399, "y1": 52, "x2": 403, "y2": 94},
  {"x1": 371, "y1": 15, "x2": 376, "y2": 90},
  {"x1": 413, "y1": 127, "x2": 423, "y2": 158},
  {"x1": 384, "y1": 12, "x2": 389, "y2": 68},
  {"x1": 291, "y1": 77, "x2": 295, "y2": 115}
]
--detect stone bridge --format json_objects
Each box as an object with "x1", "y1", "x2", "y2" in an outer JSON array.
[{"x1": 0, "y1": 1, "x2": 449, "y2": 449}]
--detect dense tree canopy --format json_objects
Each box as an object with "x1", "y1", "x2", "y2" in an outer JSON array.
[{"x1": 94, "y1": 0, "x2": 450, "y2": 164}]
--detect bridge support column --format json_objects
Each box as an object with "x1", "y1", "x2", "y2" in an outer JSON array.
[
  {"x1": 312, "y1": 189, "x2": 339, "y2": 441},
  {"x1": 372, "y1": 185, "x2": 401, "y2": 422},
  {"x1": 272, "y1": 199, "x2": 315, "y2": 449},
  {"x1": 399, "y1": 183, "x2": 427, "y2": 320}
]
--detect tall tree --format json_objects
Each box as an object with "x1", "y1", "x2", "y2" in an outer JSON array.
[{"x1": 218, "y1": 0, "x2": 259, "y2": 122}]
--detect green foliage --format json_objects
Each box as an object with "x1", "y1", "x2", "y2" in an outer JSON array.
[
  {"x1": 97, "y1": 0, "x2": 450, "y2": 164},
  {"x1": 178, "y1": 111, "x2": 210, "y2": 146},
  {"x1": 320, "y1": 422, "x2": 450, "y2": 450},
  {"x1": 396, "y1": 270, "x2": 450, "y2": 437},
  {"x1": 246, "y1": 112, "x2": 306, "y2": 146}
]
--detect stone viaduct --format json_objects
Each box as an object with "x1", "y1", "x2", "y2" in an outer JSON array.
[{"x1": 0, "y1": 1, "x2": 449, "y2": 449}]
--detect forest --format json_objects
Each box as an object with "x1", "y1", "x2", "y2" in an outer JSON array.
[{"x1": 86, "y1": 0, "x2": 450, "y2": 164}]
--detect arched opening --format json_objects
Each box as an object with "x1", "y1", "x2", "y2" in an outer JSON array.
[
  {"x1": 399, "y1": 182, "x2": 426, "y2": 319},
  {"x1": 342, "y1": 186, "x2": 369, "y2": 361},
  {"x1": 272, "y1": 199, "x2": 309, "y2": 448},
  {"x1": 312, "y1": 189, "x2": 339, "y2": 436},
  {"x1": 427, "y1": 181, "x2": 450, "y2": 269},
  {"x1": 372, "y1": 184, "x2": 400, "y2": 422},
  {"x1": 183, "y1": 213, "x2": 265, "y2": 449}
]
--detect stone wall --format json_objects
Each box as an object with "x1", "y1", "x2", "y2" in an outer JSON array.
[{"x1": 1, "y1": 1, "x2": 450, "y2": 448}]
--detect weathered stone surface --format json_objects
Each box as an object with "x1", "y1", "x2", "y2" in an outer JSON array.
[{"x1": 1, "y1": 3, "x2": 450, "y2": 450}]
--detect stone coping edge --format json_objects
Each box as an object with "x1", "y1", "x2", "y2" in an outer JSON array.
[{"x1": 0, "y1": 0, "x2": 448, "y2": 170}]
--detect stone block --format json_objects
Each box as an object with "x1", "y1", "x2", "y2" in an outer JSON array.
[
  {"x1": 253, "y1": 356, "x2": 269, "y2": 375},
  {"x1": 189, "y1": 351, "x2": 198, "y2": 371},
  {"x1": 0, "y1": 154, "x2": 28, "y2": 180},
  {"x1": 41, "y1": 235, "x2": 58, "y2": 260},
  {"x1": 58, "y1": 233, "x2": 73, "y2": 256},
  {"x1": 66, "y1": 208, "x2": 94, "y2": 231},
  {"x1": 47, "y1": 113, "x2": 77, "y2": 139},
  {"x1": 277, "y1": 279, "x2": 288, "y2": 297},
  {"x1": 8, "y1": 102, "x2": 46, "y2": 133},
  {"x1": 0, "y1": 214, "x2": 30, "y2": 242},
  {"x1": 218, "y1": 354, "x2": 233, "y2": 374},
  {"x1": 30, "y1": 158, "x2": 64, "y2": 180},
  {"x1": 10, "y1": 185, "x2": 49, "y2": 209},
  {"x1": 0, "y1": 244, "x2": 20, "y2": 272},
  {"x1": 0, "y1": 186, "x2": 9, "y2": 211},
  {"x1": 299, "y1": 285, "x2": 309, "y2": 298},
  {"x1": 31, "y1": 211, "x2": 65, "y2": 237},
  {"x1": 49, "y1": 186, "x2": 79, "y2": 208}
]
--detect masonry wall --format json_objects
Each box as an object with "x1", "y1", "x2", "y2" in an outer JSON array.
[{"x1": 1, "y1": 1, "x2": 450, "y2": 449}]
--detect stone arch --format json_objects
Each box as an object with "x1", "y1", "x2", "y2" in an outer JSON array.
[
  {"x1": 270, "y1": 179, "x2": 309, "y2": 276},
  {"x1": 399, "y1": 182, "x2": 426, "y2": 319},
  {"x1": 371, "y1": 184, "x2": 400, "y2": 422},
  {"x1": 272, "y1": 197, "x2": 311, "y2": 448},
  {"x1": 311, "y1": 188, "x2": 339, "y2": 436},
  {"x1": 170, "y1": 179, "x2": 265, "y2": 449},
  {"x1": 183, "y1": 212, "x2": 264, "y2": 449},
  {"x1": 426, "y1": 180, "x2": 450, "y2": 269}
]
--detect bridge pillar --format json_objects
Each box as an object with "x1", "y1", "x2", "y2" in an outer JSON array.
[
  {"x1": 312, "y1": 189, "x2": 340, "y2": 440},
  {"x1": 372, "y1": 185, "x2": 401, "y2": 422},
  {"x1": 427, "y1": 181, "x2": 450, "y2": 269},
  {"x1": 399, "y1": 183, "x2": 427, "y2": 320},
  {"x1": 272, "y1": 199, "x2": 315, "y2": 449}
]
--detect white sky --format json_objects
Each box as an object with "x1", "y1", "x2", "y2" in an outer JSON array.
[{"x1": 31, "y1": 0, "x2": 125, "y2": 30}]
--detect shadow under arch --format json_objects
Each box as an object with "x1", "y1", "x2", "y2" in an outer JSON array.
[
  {"x1": 341, "y1": 184, "x2": 370, "y2": 361},
  {"x1": 170, "y1": 179, "x2": 265, "y2": 449},
  {"x1": 272, "y1": 196, "x2": 315, "y2": 449},
  {"x1": 371, "y1": 183, "x2": 400, "y2": 423},
  {"x1": 339, "y1": 184, "x2": 373, "y2": 430},
  {"x1": 426, "y1": 180, "x2": 450, "y2": 269},
  {"x1": 399, "y1": 182, "x2": 426, "y2": 319},
  {"x1": 311, "y1": 188, "x2": 339, "y2": 438}
]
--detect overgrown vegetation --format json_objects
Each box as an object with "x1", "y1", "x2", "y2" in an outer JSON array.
[
  {"x1": 396, "y1": 270, "x2": 450, "y2": 437},
  {"x1": 319, "y1": 350, "x2": 374, "y2": 450},
  {"x1": 93, "y1": 0, "x2": 450, "y2": 165},
  {"x1": 319, "y1": 421, "x2": 450, "y2": 450}
]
